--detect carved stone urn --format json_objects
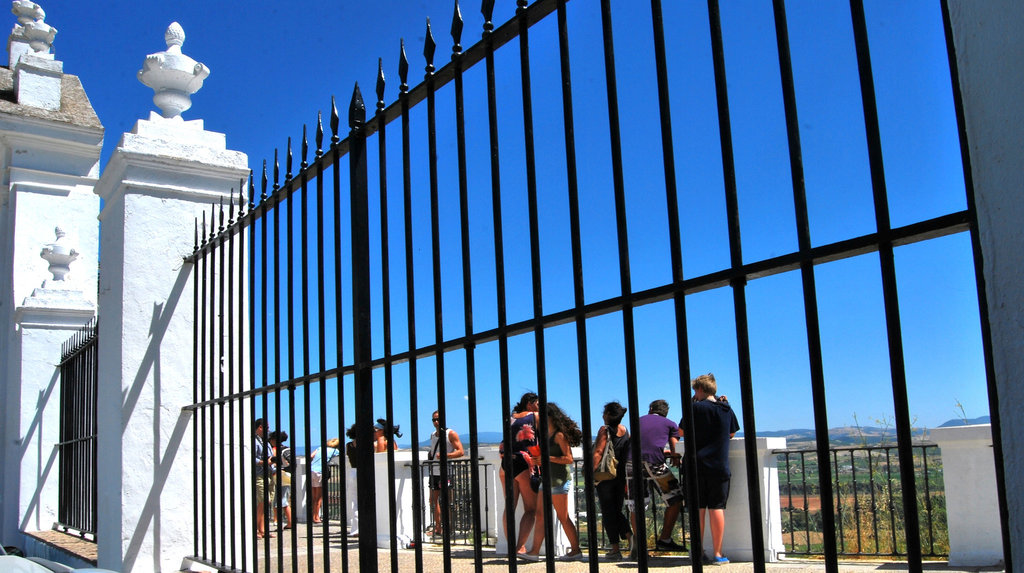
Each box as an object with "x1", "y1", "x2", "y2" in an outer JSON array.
[
  {"x1": 11, "y1": 1, "x2": 56, "y2": 53},
  {"x1": 137, "y1": 22, "x2": 210, "y2": 118},
  {"x1": 39, "y1": 227, "x2": 78, "y2": 282}
]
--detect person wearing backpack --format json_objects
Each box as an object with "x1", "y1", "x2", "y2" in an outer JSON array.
[{"x1": 592, "y1": 401, "x2": 632, "y2": 560}]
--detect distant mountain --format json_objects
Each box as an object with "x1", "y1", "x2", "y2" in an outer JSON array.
[{"x1": 938, "y1": 415, "x2": 990, "y2": 427}]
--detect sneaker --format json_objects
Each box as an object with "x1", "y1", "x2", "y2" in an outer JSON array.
[
  {"x1": 655, "y1": 538, "x2": 687, "y2": 552},
  {"x1": 712, "y1": 555, "x2": 730, "y2": 565},
  {"x1": 520, "y1": 553, "x2": 541, "y2": 562},
  {"x1": 562, "y1": 550, "x2": 583, "y2": 561},
  {"x1": 604, "y1": 549, "x2": 622, "y2": 561}
]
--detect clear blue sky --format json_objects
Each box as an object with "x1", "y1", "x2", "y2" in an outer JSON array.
[{"x1": 42, "y1": 1, "x2": 988, "y2": 447}]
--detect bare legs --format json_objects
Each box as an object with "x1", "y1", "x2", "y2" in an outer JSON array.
[
  {"x1": 512, "y1": 471, "x2": 538, "y2": 554},
  {"x1": 699, "y1": 508, "x2": 726, "y2": 557},
  {"x1": 312, "y1": 485, "x2": 323, "y2": 523},
  {"x1": 526, "y1": 491, "x2": 580, "y2": 558}
]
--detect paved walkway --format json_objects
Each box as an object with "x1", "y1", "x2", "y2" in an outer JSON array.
[{"x1": 238, "y1": 526, "x2": 1005, "y2": 573}]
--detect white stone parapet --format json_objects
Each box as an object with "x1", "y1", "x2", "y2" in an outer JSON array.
[{"x1": 930, "y1": 424, "x2": 1003, "y2": 567}]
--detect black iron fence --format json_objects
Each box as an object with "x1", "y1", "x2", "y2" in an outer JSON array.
[
  {"x1": 184, "y1": 0, "x2": 1000, "y2": 572},
  {"x1": 56, "y1": 317, "x2": 98, "y2": 537},
  {"x1": 776, "y1": 444, "x2": 947, "y2": 559}
]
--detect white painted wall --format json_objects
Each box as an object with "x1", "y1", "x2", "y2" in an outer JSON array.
[{"x1": 947, "y1": 1, "x2": 1024, "y2": 568}]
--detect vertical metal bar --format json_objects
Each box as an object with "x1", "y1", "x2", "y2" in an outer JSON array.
[
  {"x1": 771, "y1": 0, "x2": 839, "y2": 568},
  {"x1": 515, "y1": 2, "x2": 555, "y2": 569},
  {"x1": 648, "y1": 0, "x2": 701, "y2": 565},
  {"x1": 868, "y1": 450, "x2": 879, "y2": 553},
  {"x1": 329, "y1": 97, "x2": 351, "y2": 573},
  {"x1": 885, "y1": 449, "x2": 898, "y2": 555},
  {"x1": 848, "y1": 2, "x2": 921, "y2": 568},
  {"x1": 553, "y1": 0, "x2": 598, "y2": 566},
  {"x1": 939, "y1": 2, "x2": 1011, "y2": 568},
  {"x1": 252, "y1": 165, "x2": 267, "y2": 573},
  {"x1": 192, "y1": 223, "x2": 200, "y2": 558},
  {"x1": 479, "y1": 4, "x2": 517, "y2": 569},
  {"x1": 397, "y1": 42, "x2": 425, "y2": 572},
  {"x1": 226, "y1": 191, "x2": 237, "y2": 571},
  {"x1": 449, "y1": 6, "x2": 484, "y2": 566},
  {"x1": 312, "y1": 117, "x2": 327, "y2": 573},
  {"x1": 834, "y1": 450, "x2": 844, "y2": 553},
  {"x1": 706, "y1": 2, "x2": 766, "y2": 569},
  {"x1": 800, "y1": 454, "x2": 810, "y2": 553},
  {"x1": 267, "y1": 154, "x2": 279, "y2": 572},
  {"x1": 921, "y1": 446, "x2": 934, "y2": 556},
  {"x1": 208, "y1": 204, "x2": 219, "y2": 565},
  {"x1": 851, "y1": 451, "x2": 861, "y2": 552},
  {"x1": 597, "y1": 0, "x2": 651, "y2": 566},
  {"x1": 200, "y1": 211, "x2": 210, "y2": 562},
  {"x1": 350, "y1": 83, "x2": 379, "y2": 573},
  {"x1": 240, "y1": 180, "x2": 253, "y2": 572},
  {"x1": 375, "y1": 55, "x2": 402, "y2": 573},
  {"x1": 783, "y1": 453, "x2": 793, "y2": 551},
  {"x1": 218, "y1": 200, "x2": 228, "y2": 566},
  {"x1": 424, "y1": 19, "x2": 453, "y2": 572}
]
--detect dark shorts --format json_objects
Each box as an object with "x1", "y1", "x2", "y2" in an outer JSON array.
[
  {"x1": 624, "y1": 460, "x2": 684, "y2": 510},
  {"x1": 697, "y1": 474, "x2": 731, "y2": 509},
  {"x1": 506, "y1": 454, "x2": 529, "y2": 478},
  {"x1": 429, "y1": 475, "x2": 451, "y2": 491}
]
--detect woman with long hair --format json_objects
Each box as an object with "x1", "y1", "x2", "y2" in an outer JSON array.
[
  {"x1": 500, "y1": 392, "x2": 540, "y2": 556},
  {"x1": 524, "y1": 402, "x2": 583, "y2": 561}
]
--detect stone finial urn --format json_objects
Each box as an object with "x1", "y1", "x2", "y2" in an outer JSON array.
[
  {"x1": 137, "y1": 22, "x2": 210, "y2": 118},
  {"x1": 39, "y1": 226, "x2": 78, "y2": 282},
  {"x1": 11, "y1": 1, "x2": 56, "y2": 53}
]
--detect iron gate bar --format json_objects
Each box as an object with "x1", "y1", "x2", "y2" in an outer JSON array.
[
  {"x1": 329, "y1": 94, "x2": 352, "y2": 573},
  {"x1": 227, "y1": 191, "x2": 238, "y2": 570},
  {"x1": 647, "y1": 0, "x2": 702, "y2": 567},
  {"x1": 479, "y1": 0, "x2": 521, "y2": 568},
  {"x1": 450, "y1": 4, "x2": 488, "y2": 566},
  {"x1": 397, "y1": 40, "x2": 427, "y2": 573},
  {"x1": 514, "y1": 0, "x2": 558, "y2": 570},
  {"x1": 554, "y1": 0, "x2": 600, "y2": 568},
  {"x1": 349, "y1": 83, "x2": 379, "y2": 573},
  {"x1": 707, "y1": 2, "x2": 767, "y2": 568},
  {"x1": 597, "y1": 0, "x2": 650, "y2": 568},
  {"x1": 219, "y1": 198, "x2": 228, "y2": 566},
  {"x1": 200, "y1": 212, "x2": 210, "y2": 561},
  {"x1": 940, "y1": 0, "x2": 1011, "y2": 569},
  {"x1": 849, "y1": 0, "x2": 922, "y2": 570},
  {"x1": 772, "y1": 0, "x2": 840, "y2": 569},
  {"x1": 373, "y1": 54, "x2": 402, "y2": 573},
  {"x1": 424, "y1": 18, "x2": 451, "y2": 572},
  {"x1": 313, "y1": 116, "x2": 330, "y2": 573}
]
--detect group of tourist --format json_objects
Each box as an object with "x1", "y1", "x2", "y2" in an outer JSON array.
[
  {"x1": 253, "y1": 372, "x2": 739, "y2": 564},
  {"x1": 500, "y1": 372, "x2": 739, "y2": 564}
]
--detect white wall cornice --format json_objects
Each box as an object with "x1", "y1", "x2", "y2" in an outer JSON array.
[{"x1": 0, "y1": 111, "x2": 104, "y2": 148}]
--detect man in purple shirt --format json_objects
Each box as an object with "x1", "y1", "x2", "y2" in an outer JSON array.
[{"x1": 625, "y1": 399, "x2": 687, "y2": 558}]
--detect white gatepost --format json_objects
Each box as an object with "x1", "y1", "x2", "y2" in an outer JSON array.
[
  {"x1": 92, "y1": 22, "x2": 247, "y2": 573},
  {"x1": 720, "y1": 437, "x2": 786, "y2": 563},
  {"x1": 10, "y1": 232, "x2": 95, "y2": 534},
  {"x1": 930, "y1": 424, "x2": 1002, "y2": 567},
  {"x1": 0, "y1": 1, "x2": 103, "y2": 554}
]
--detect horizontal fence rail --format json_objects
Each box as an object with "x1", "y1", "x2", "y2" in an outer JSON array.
[{"x1": 184, "y1": 0, "x2": 999, "y2": 572}]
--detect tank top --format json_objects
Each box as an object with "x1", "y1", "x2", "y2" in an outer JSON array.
[{"x1": 548, "y1": 434, "x2": 570, "y2": 489}]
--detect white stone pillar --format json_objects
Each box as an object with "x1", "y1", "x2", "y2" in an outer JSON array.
[
  {"x1": 720, "y1": 437, "x2": 786, "y2": 563},
  {"x1": 93, "y1": 112, "x2": 247, "y2": 572},
  {"x1": 931, "y1": 424, "x2": 1001, "y2": 566},
  {"x1": 946, "y1": 2, "x2": 1024, "y2": 568}
]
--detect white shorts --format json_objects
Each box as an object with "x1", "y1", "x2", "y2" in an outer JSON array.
[{"x1": 311, "y1": 471, "x2": 323, "y2": 488}]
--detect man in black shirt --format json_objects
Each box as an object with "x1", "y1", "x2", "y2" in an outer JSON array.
[{"x1": 682, "y1": 373, "x2": 740, "y2": 565}]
